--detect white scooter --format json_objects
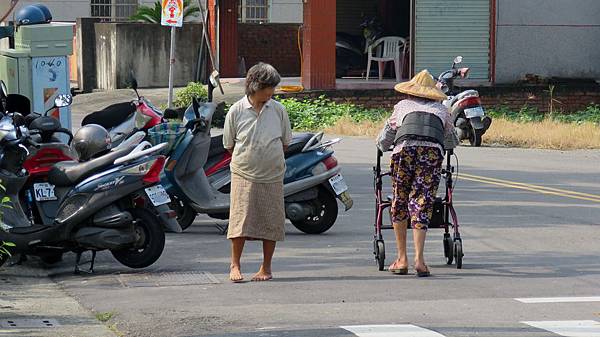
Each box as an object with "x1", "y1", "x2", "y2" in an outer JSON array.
[{"x1": 437, "y1": 56, "x2": 492, "y2": 146}]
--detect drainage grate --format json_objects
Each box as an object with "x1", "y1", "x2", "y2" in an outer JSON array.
[
  {"x1": 118, "y1": 271, "x2": 220, "y2": 287},
  {"x1": 0, "y1": 318, "x2": 60, "y2": 328}
]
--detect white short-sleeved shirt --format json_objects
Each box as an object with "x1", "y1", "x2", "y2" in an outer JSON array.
[{"x1": 223, "y1": 96, "x2": 293, "y2": 183}]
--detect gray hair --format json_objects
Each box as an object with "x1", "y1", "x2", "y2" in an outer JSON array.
[{"x1": 245, "y1": 62, "x2": 281, "y2": 96}]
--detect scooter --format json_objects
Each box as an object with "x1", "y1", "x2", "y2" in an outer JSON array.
[
  {"x1": 0, "y1": 100, "x2": 177, "y2": 272},
  {"x1": 163, "y1": 99, "x2": 353, "y2": 234},
  {"x1": 335, "y1": 16, "x2": 384, "y2": 78},
  {"x1": 81, "y1": 77, "x2": 169, "y2": 147},
  {"x1": 336, "y1": 32, "x2": 365, "y2": 78},
  {"x1": 437, "y1": 56, "x2": 492, "y2": 146}
]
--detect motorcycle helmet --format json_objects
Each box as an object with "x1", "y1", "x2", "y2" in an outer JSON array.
[
  {"x1": 15, "y1": 5, "x2": 47, "y2": 26},
  {"x1": 71, "y1": 124, "x2": 111, "y2": 161},
  {"x1": 32, "y1": 4, "x2": 52, "y2": 23}
]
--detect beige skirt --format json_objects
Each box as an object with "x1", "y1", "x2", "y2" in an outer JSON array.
[{"x1": 227, "y1": 173, "x2": 285, "y2": 241}]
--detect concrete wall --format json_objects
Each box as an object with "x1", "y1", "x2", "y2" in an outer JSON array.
[
  {"x1": 238, "y1": 23, "x2": 301, "y2": 76},
  {"x1": 270, "y1": 0, "x2": 302, "y2": 24},
  {"x1": 95, "y1": 23, "x2": 203, "y2": 90},
  {"x1": 495, "y1": 0, "x2": 600, "y2": 83},
  {"x1": 77, "y1": 18, "x2": 101, "y2": 93}
]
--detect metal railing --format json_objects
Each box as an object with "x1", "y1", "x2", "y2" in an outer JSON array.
[
  {"x1": 91, "y1": 0, "x2": 138, "y2": 21},
  {"x1": 239, "y1": 0, "x2": 268, "y2": 23}
]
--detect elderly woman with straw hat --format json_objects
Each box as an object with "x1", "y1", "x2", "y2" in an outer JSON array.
[{"x1": 377, "y1": 69, "x2": 456, "y2": 277}]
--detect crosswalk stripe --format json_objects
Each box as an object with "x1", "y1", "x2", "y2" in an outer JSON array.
[
  {"x1": 341, "y1": 324, "x2": 446, "y2": 337},
  {"x1": 522, "y1": 320, "x2": 600, "y2": 337},
  {"x1": 515, "y1": 296, "x2": 600, "y2": 303}
]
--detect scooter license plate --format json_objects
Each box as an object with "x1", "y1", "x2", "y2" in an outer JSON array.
[
  {"x1": 145, "y1": 185, "x2": 171, "y2": 206},
  {"x1": 328, "y1": 174, "x2": 348, "y2": 195},
  {"x1": 33, "y1": 183, "x2": 57, "y2": 201},
  {"x1": 464, "y1": 106, "x2": 485, "y2": 118}
]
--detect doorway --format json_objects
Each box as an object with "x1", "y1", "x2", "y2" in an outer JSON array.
[{"x1": 335, "y1": 0, "x2": 412, "y2": 79}]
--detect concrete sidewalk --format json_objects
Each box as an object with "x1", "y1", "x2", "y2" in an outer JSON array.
[{"x1": 0, "y1": 264, "x2": 116, "y2": 337}]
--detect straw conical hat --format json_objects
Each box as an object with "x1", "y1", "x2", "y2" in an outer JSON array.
[{"x1": 394, "y1": 70, "x2": 447, "y2": 101}]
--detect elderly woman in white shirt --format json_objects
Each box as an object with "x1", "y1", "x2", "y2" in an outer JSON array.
[{"x1": 223, "y1": 63, "x2": 293, "y2": 282}]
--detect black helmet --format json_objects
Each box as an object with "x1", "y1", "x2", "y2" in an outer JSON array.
[
  {"x1": 32, "y1": 4, "x2": 52, "y2": 23},
  {"x1": 71, "y1": 124, "x2": 111, "y2": 162},
  {"x1": 15, "y1": 5, "x2": 47, "y2": 26}
]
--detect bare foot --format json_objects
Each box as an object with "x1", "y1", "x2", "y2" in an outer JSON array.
[
  {"x1": 389, "y1": 258, "x2": 408, "y2": 270},
  {"x1": 230, "y1": 265, "x2": 244, "y2": 283},
  {"x1": 251, "y1": 265, "x2": 273, "y2": 282},
  {"x1": 389, "y1": 258, "x2": 409, "y2": 274}
]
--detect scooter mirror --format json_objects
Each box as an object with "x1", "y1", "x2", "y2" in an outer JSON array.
[
  {"x1": 453, "y1": 56, "x2": 463, "y2": 64},
  {"x1": 192, "y1": 97, "x2": 201, "y2": 119},
  {"x1": 0, "y1": 80, "x2": 7, "y2": 99},
  {"x1": 54, "y1": 94, "x2": 73, "y2": 108},
  {"x1": 128, "y1": 71, "x2": 140, "y2": 100}
]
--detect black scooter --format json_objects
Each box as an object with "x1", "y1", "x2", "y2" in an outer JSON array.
[{"x1": 0, "y1": 98, "x2": 176, "y2": 273}]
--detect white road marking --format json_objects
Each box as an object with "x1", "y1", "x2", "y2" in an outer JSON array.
[
  {"x1": 515, "y1": 296, "x2": 600, "y2": 303},
  {"x1": 522, "y1": 320, "x2": 600, "y2": 337},
  {"x1": 341, "y1": 324, "x2": 446, "y2": 337}
]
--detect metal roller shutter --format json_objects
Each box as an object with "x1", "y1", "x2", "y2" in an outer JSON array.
[{"x1": 414, "y1": 0, "x2": 490, "y2": 80}]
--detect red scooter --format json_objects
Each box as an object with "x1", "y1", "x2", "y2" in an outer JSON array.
[{"x1": 81, "y1": 78, "x2": 166, "y2": 146}]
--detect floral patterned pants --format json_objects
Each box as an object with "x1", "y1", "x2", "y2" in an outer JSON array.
[{"x1": 390, "y1": 146, "x2": 444, "y2": 230}]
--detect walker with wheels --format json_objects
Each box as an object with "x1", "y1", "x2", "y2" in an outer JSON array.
[{"x1": 372, "y1": 148, "x2": 463, "y2": 271}]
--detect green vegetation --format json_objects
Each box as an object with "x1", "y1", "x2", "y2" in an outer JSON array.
[
  {"x1": 129, "y1": 0, "x2": 199, "y2": 23},
  {"x1": 0, "y1": 183, "x2": 14, "y2": 264},
  {"x1": 277, "y1": 95, "x2": 388, "y2": 130},
  {"x1": 487, "y1": 104, "x2": 600, "y2": 125},
  {"x1": 95, "y1": 311, "x2": 115, "y2": 323},
  {"x1": 173, "y1": 82, "x2": 209, "y2": 109}
]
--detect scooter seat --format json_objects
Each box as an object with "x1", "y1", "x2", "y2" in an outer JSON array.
[
  {"x1": 9, "y1": 224, "x2": 49, "y2": 234},
  {"x1": 285, "y1": 133, "x2": 314, "y2": 158},
  {"x1": 82, "y1": 102, "x2": 136, "y2": 129},
  {"x1": 48, "y1": 145, "x2": 135, "y2": 187}
]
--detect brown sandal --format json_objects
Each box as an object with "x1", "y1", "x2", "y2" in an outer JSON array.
[
  {"x1": 415, "y1": 266, "x2": 431, "y2": 277},
  {"x1": 389, "y1": 261, "x2": 409, "y2": 275}
]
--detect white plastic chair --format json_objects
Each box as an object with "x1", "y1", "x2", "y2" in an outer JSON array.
[{"x1": 366, "y1": 36, "x2": 406, "y2": 81}]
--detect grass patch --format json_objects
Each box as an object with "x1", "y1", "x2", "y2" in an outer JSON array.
[
  {"x1": 278, "y1": 95, "x2": 388, "y2": 130},
  {"x1": 487, "y1": 104, "x2": 600, "y2": 125},
  {"x1": 95, "y1": 311, "x2": 126, "y2": 337},
  {"x1": 485, "y1": 118, "x2": 600, "y2": 150},
  {"x1": 277, "y1": 96, "x2": 600, "y2": 150},
  {"x1": 95, "y1": 311, "x2": 115, "y2": 322},
  {"x1": 323, "y1": 115, "x2": 600, "y2": 150},
  {"x1": 108, "y1": 323, "x2": 126, "y2": 337}
]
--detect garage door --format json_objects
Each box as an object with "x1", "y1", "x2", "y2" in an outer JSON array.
[{"x1": 414, "y1": 0, "x2": 490, "y2": 80}]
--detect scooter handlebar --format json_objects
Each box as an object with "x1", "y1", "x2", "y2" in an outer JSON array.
[{"x1": 24, "y1": 137, "x2": 41, "y2": 149}]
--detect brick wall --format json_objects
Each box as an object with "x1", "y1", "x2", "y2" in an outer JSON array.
[
  {"x1": 238, "y1": 23, "x2": 301, "y2": 76},
  {"x1": 279, "y1": 84, "x2": 600, "y2": 113}
]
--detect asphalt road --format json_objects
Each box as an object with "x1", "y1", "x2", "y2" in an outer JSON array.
[{"x1": 32, "y1": 136, "x2": 600, "y2": 337}]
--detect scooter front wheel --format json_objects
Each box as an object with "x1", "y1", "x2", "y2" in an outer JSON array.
[
  {"x1": 111, "y1": 209, "x2": 165, "y2": 269},
  {"x1": 291, "y1": 187, "x2": 338, "y2": 234},
  {"x1": 170, "y1": 196, "x2": 197, "y2": 231}
]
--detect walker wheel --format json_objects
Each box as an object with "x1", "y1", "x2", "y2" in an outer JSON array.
[
  {"x1": 375, "y1": 240, "x2": 385, "y2": 271},
  {"x1": 443, "y1": 233, "x2": 453, "y2": 265},
  {"x1": 454, "y1": 239, "x2": 463, "y2": 269}
]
